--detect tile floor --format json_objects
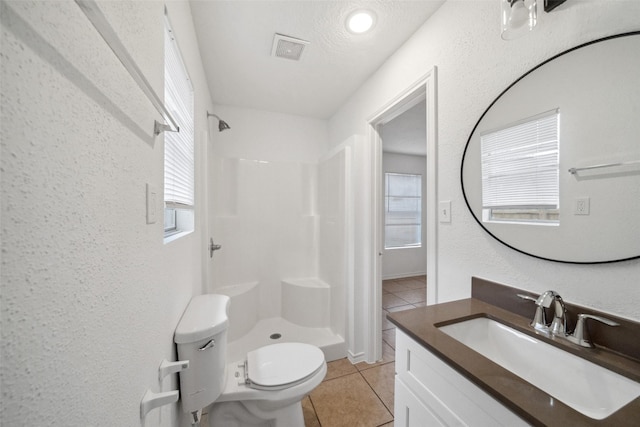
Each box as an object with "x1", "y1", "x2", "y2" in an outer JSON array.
[{"x1": 303, "y1": 275, "x2": 427, "y2": 427}]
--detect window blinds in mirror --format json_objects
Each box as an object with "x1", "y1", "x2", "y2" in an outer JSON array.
[{"x1": 480, "y1": 109, "x2": 559, "y2": 210}]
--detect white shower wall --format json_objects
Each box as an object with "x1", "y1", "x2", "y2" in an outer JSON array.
[
  {"x1": 207, "y1": 105, "x2": 346, "y2": 341},
  {"x1": 211, "y1": 156, "x2": 318, "y2": 319},
  {"x1": 318, "y1": 148, "x2": 350, "y2": 340}
]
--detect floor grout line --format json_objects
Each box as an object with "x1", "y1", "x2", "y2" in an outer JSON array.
[
  {"x1": 360, "y1": 366, "x2": 395, "y2": 417},
  {"x1": 305, "y1": 275, "x2": 426, "y2": 427}
]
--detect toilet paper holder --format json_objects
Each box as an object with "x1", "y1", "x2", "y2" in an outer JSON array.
[
  {"x1": 140, "y1": 389, "x2": 179, "y2": 419},
  {"x1": 158, "y1": 358, "x2": 189, "y2": 381}
]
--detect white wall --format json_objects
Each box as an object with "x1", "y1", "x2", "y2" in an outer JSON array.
[
  {"x1": 206, "y1": 105, "x2": 329, "y2": 320},
  {"x1": 1, "y1": 1, "x2": 213, "y2": 425},
  {"x1": 382, "y1": 153, "x2": 427, "y2": 279},
  {"x1": 329, "y1": 0, "x2": 640, "y2": 342}
]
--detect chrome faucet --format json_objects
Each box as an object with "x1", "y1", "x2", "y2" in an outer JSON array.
[
  {"x1": 546, "y1": 291, "x2": 567, "y2": 336},
  {"x1": 517, "y1": 290, "x2": 566, "y2": 335},
  {"x1": 518, "y1": 291, "x2": 619, "y2": 347}
]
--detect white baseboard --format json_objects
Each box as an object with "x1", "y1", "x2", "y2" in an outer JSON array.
[
  {"x1": 347, "y1": 350, "x2": 366, "y2": 364},
  {"x1": 382, "y1": 271, "x2": 426, "y2": 281}
]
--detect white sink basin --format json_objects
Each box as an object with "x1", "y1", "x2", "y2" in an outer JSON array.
[{"x1": 438, "y1": 317, "x2": 640, "y2": 420}]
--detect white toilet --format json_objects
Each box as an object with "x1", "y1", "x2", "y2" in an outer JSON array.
[{"x1": 174, "y1": 294, "x2": 327, "y2": 427}]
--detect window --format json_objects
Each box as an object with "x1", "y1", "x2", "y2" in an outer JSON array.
[
  {"x1": 481, "y1": 109, "x2": 559, "y2": 224},
  {"x1": 384, "y1": 173, "x2": 422, "y2": 249},
  {"x1": 163, "y1": 19, "x2": 194, "y2": 240}
]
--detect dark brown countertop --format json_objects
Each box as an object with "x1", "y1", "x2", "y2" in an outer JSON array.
[{"x1": 387, "y1": 298, "x2": 640, "y2": 427}]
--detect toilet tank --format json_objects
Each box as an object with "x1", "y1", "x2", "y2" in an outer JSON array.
[{"x1": 174, "y1": 294, "x2": 230, "y2": 413}]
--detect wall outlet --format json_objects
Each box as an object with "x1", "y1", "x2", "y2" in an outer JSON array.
[{"x1": 574, "y1": 197, "x2": 590, "y2": 215}]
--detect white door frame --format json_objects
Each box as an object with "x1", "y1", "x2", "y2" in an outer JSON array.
[{"x1": 364, "y1": 68, "x2": 438, "y2": 362}]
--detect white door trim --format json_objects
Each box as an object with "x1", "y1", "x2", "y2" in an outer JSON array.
[{"x1": 365, "y1": 67, "x2": 438, "y2": 363}]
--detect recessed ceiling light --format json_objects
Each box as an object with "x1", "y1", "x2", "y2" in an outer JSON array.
[{"x1": 346, "y1": 10, "x2": 376, "y2": 34}]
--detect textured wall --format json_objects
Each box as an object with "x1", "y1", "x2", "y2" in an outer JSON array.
[
  {"x1": 329, "y1": 0, "x2": 640, "y2": 332},
  {"x1": 1, "y1": 1, "x2": 211, "y2": 426}
]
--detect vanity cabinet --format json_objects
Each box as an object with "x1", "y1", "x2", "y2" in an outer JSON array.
[{"x1": 394, "y1": 329, "x2": 530, "y2": 427}]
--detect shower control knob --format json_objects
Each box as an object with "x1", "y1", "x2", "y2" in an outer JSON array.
[{"x1": 209, "y1": 238, "x2": 222, "y2": 258}]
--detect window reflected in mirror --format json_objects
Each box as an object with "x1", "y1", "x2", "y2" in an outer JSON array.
[{"x1": 480, "y1": 109, "x2": 559, "y2": 225}]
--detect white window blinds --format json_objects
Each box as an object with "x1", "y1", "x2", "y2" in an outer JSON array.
[
  {"x1": 164, "y1": 22, "x2": 194, "y2": 209},
  {"x1": 385, "y1": 173, "x2": 422, "y2": 249},
  {"x1": 481, "y1": 110, "x2": 559, "y2": 209}
]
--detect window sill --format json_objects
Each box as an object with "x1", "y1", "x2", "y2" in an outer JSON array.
[
  {"x1": 385, "y1": 245, "x2": 422, "y2": 250},
  {"x1": 164, "y1": 229, "x2": 193, "y2": 244},
  {"x1": 483, "y1": 220, "x2": 559, "y2": 227}
]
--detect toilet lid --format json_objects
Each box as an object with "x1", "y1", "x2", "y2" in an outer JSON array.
[{"x1": 247, "y1": 342, "x2": 325, "y2": 388}]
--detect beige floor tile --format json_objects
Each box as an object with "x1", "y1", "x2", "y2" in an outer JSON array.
[
  {"x1": 382, "y1": 309, "x2": 395, "y2": 330},
  {"x1": 382, "y1": 293, "x2": 409, "y2": 309},
  {"x1": 393, "y1": 276, "x2": 416, "y2": 283},
  {"x1": 403, "y1": 280, "x2": 427, "y2": 290},
  {"x1": 382, "y1": 281, "x2": 411, "y2": 294},
  {"x1": 324, "y1": 357, "x2": 358, "y2": 381},
  {"x1": 394, "y1": 288, "x2": 426, "y2": 304},
  {"x1": 382, "y1": 329, "x2": 396, "y2": 349},
  {"x1": 310, "y1": 373, "x2": 393, "y2": 427},
  {"x1": 361, "y1": 362, "x2": 396, "y2": 415},
  {"x1": 399, "y1": 274, "x2": 426, "y2": 281},
  {"x1": 302, "y1": 395, "x2": 321, "y2": 427},
  {"x1": 387, "y1": 304, "x2": 415, "y2": 313},
  {"x1": 394, "y1": 276, "x2": 426, "y2": 289},
  {"x1": 355, "y1": 341, "x2": 395, "y2": 371}
]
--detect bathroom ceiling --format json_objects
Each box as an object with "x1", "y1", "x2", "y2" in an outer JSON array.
[{"x1": 189, "y1": 0, "x2": 445, "y2": 119}]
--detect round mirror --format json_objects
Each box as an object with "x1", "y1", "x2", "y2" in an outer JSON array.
[{"x1": 461, "y1": 32, "x2": 640, "y2": 264}]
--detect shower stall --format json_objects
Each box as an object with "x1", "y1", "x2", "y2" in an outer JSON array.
[{"x1": 206, "y1": 108, "x2": 349, "y2": 362}]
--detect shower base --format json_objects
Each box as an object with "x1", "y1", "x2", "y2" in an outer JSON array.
[{"x1": 227, "y1": 316, "x2": 346, "y2": 363}]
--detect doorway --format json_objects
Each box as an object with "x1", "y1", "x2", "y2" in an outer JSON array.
[{"x1": 366, "y1": 69, "x2": 437, "y2": 362}]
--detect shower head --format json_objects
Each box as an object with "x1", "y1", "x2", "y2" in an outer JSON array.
[{"x1": 207, "y1": 112, "x2": 231, "y2": 132}]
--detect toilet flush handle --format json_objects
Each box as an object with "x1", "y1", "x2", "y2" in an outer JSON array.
[{"x1": 199, "y1": 339, "x2": 216, "y2": 351}]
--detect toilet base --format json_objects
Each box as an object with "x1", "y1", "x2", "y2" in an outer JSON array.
[{"x1": 208, "y1": 399, "x2": 304, "y2": 427}]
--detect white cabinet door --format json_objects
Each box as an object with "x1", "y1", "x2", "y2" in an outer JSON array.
[
  {"x1": 395, "y1": 377, "x2": 447, "y2": 427},
  {"x1": 394, "y1": 329, "x2": 530, "y2": 427}
]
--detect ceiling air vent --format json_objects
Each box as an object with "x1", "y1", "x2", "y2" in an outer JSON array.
[{"x1": 271, "y1": 33, "x2": 310, "y2": 61}]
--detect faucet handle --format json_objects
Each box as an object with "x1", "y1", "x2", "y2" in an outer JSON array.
[
  {"x1": 566, "y1": 313, "x2": 620, "y2": 348},
  {"x1": 516, "y1": 293, "x2": 537, "y2": 302},
  {"x1": 517, "y1": 293, "x2": 547, "y2": 331},
  {"x1": 581, "y1": 314, "x2": 620, "y2": 327}
]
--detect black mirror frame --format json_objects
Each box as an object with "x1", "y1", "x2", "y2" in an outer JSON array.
[{"x1": 460, "y1": 31, "x2": 640, "y2": 265}]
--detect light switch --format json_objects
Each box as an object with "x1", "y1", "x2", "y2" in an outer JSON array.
[
  {"x1": 146, "y1": 183, "x2": 157, "y2": 224},
  {"x1": 439, "y1": 200, "x2": 451, "y2": 223}
]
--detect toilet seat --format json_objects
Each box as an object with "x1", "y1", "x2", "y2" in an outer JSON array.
[{"x1": 245, "y1": 342, "x2": 325, "y2": 391}]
